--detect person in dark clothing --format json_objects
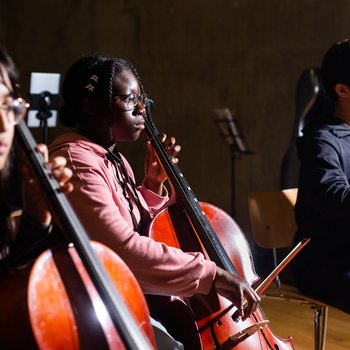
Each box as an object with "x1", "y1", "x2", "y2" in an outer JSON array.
[{"x1": 293, "y1": 39, "x2": 350, "y2": 314}]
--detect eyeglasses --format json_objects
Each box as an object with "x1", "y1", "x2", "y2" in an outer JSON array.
[
  {"x1": 113, "y1": 93, "x2": 149, "y2": 111},
  {"x1": 0, "y1": 98, "x2": 29, "y2": 125}
]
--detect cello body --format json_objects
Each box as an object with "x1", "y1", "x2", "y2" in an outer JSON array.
[
  {"x1": 148, "y1": 201, "x2": 294, "y2": 350},
  {"x1": 6, "y1": 120, "x2": 155, "y2": 350},
  {"x1": 142, "y1": 100, "x2": 295, "y2": 349},
  {"x1": 0, "y1": 241, "x2": 156, "y2": 350}
]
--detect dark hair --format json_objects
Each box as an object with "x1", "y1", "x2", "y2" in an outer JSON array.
[
  {"x1": 59, "y1": 54, "x2": 144, "y2": 127},
  {"x1": 0, "y1": 48, "x2": 20, "y2": 187},
  {"x1": 0, "y1": 49, "x2": 21, "y2": 257},
  {"x1": 321, "y1": 39, "x2": 350, "y2": 102},
  {"x1": 0, "y1": 48, "x2": 20, "y2": 97}
]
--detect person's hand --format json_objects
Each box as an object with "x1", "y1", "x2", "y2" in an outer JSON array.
[
  {"x1": 143, "y1": 133, "x2": 181, "y2": 195},
  {"x1": 214, "y1": 266, "x2": 260, "y2": 321},
  {"x1": 22, "y1": 144, "x2": 73, "y2": 227}
]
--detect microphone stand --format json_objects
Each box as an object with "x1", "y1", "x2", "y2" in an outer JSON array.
[
  {"x1": 30, "y1": 91, "x2": 58, "y2": 145},
  {"x1": 214, "y1": 108, "x2": 253, "y2": 218}
]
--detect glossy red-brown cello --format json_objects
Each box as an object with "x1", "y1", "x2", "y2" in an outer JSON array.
[
  {"x1": 0, "y1": 120, "x2": 155, "y2": 349},
  {"x1": 143, "y1": 101, "x2": 295, "y2": 350}
]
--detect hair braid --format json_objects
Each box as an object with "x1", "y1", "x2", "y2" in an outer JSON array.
[
  {"x1": 106, "y1": 60, "x2": 116, "y2": 125},
  {"x1": 125, "y1": 60, "x2": 144, "y2": 94}
]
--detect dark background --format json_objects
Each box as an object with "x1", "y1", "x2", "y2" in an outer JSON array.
[{"x1": 1, "y1": 0, "x2": 348, "y2": 273}]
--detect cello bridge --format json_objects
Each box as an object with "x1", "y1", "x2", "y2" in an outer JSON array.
[{"x1": 218, "y1": 320, "x2": 270, "y2": 349}]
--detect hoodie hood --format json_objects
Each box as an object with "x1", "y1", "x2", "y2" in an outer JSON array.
[
  {"x1": 297, "y1": 116, "x2": 350, "y2": 161},
  {"x1": 49, "y1": 132, "x2": 108, "y2": 158},
  {"x1": 302, "y1": 116, "x2": 350, "y2": 139}
]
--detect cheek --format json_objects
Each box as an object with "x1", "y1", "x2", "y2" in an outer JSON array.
[
  {"x1": 111, "y1": 112, "x2": 131, "y2": 130},
  {"x1": 8, "y1": 127, "x2": 15, "y2": 144},
  {"x1": 0, "y1": 131, "x2": 14, "y2": 171},
  {"x1": 110, "y1": 115, "x2": 128, "y2": 138},
  {"x1": 110, "y1": 114, "x2": 139, "y2": 141}
]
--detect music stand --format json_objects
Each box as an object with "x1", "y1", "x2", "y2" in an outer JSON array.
[{"x1": 214, "y1": 108, "x2": 253, "y2": 217}]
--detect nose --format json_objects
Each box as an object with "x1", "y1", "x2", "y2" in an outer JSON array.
[{"x1": 134, "y1": 100, "x2": 146, "y2": 116}]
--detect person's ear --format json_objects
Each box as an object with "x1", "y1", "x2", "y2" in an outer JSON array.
[
  {"x1": 81, "y1": 98, "x2": 97, "y2": 116},
  {"x1": 335, "y1": 83, "x2": 350, "y2": 99}
]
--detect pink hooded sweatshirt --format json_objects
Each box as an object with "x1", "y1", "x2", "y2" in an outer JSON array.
[{"x1": 49, "y1": 132, "x2": 216, "y2": 297}]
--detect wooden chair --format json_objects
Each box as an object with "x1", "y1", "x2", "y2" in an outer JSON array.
[{"x1": 248, "y1": 188, "x2": 328, "y2": 350}]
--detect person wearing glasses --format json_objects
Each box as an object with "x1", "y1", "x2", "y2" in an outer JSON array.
[
  {"x1": 293, "y1": 39, "x2": 350, "y2": 314},
  {"x1": 49, "y1": 54, "x2": 260, "y2": 349},
  {"x1": 0, "y1": 48, "x2": 73, "y2": 268}
]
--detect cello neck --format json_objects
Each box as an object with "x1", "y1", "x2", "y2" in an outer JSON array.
[
  {"x1": 15, "y1": 121, "x2": 153, "y2": 350},
  {"x1": 144, "y1": 108, "x2": 237, "y2": 275}
]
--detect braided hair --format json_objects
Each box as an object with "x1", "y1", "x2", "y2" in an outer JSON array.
[{"x1": 59, "y1": 54, "x2": 144, "y2": 128}]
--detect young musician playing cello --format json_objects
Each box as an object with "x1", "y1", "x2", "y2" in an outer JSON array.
[
  {"x1": 0, "y1": 48, "x2": 156, "y2": 350},
  {"x1": 49, "y1": 54, "x2": 261, "y2": 349}
]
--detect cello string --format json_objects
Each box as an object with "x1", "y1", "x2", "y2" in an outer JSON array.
[{"x1": 144, "y1": 112, "x2": 239, "y2": 274}]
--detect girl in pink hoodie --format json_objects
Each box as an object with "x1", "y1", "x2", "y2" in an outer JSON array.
[{"x1": 49, "y1": 55, "x2": 260, "y2": 348}]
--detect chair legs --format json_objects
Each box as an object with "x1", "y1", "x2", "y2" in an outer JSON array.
[
  {"x1": 313, "y1": 304, "x2": 328, "y2": 350},
  {"x1": 262, "y1": 293, "x2": 328, "y2": 349}
]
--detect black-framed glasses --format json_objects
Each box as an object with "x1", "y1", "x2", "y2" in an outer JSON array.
[
  {"x1": 113, "y1": 93, "x2": 149, "y2": 111},
  {"x1": 0, "y1": 98, "x2": 29, "y2": 125}
]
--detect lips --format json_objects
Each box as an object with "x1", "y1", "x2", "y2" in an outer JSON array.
[{"x1": 134, "y1": 119, "x2": 145, "y2": 130}]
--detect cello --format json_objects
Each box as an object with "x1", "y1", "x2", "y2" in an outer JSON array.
[
  {"x1": 0, "y1": 119, "x2": 155, "y2": 349},
  {"x1": 143, "y1": 100, "x2": 296, "y2": 349}
]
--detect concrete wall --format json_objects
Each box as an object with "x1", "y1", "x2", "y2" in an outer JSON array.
[{"x1": 2, "y1": 0, "x2": 350, "y2": 258}]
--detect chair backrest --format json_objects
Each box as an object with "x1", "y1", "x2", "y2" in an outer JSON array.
[{"x1": 248, "y1": 188, "x2": 298, "y2": 249}]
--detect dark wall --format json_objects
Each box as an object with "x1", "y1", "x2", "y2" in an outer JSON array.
[{"x1": 1, "y1": 0, "x2": 350, "y2": 252}]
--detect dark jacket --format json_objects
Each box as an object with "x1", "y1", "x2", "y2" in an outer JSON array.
[{"x1": 294, "y1": 116, "x2": 350, "y2": 269}]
